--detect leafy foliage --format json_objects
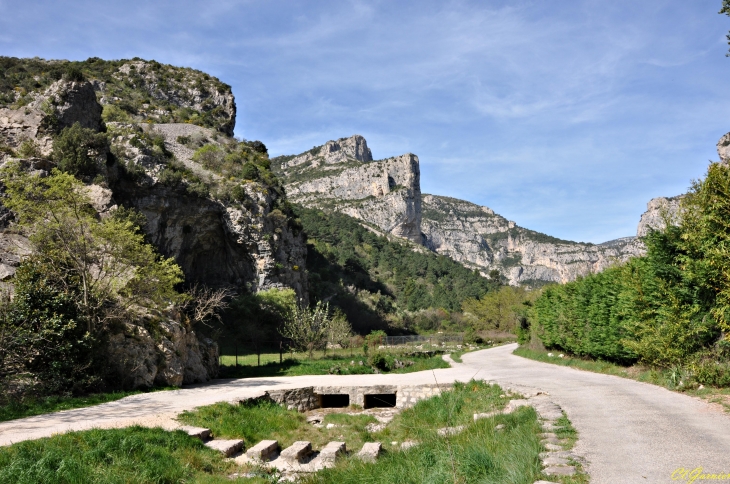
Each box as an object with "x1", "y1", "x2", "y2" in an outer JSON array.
[
  {"x1": 0, "y1": 167, "x2": 186, "y2": 398},
  {"x1": 531, "y1": 161, "x2": 730, "y2": 384},
  {"x1": 0, "y1": 56, "x2": 233, "y2": 132},
  {"x1": 279, "y1": 301, "x2": 351, "y2": 358},
  {"x1": 296, "y1": 205, "x2": 499, "y2": 334},
  {"x1": 52, "y1": 123, "x2": 109, "y2": 177}
]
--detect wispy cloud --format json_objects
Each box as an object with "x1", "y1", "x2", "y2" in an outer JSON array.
[{"x1": 1, "y1": 0, "x2": 729, "y2": 242}]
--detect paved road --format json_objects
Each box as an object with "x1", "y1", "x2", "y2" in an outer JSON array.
[{"x1": 2, "y1": 344, "x2": 729, "y2": 483}]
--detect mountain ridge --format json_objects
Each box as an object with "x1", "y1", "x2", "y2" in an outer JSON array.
[{"x1": 273, "y1": 134, "x2": 651, "y2": 285}]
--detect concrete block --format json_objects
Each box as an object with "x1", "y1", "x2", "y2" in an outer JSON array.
[
  {"x1": 319, "y1": 441, "x2": 346, "y2": 465},
  {"x1": 357, "y1": 442, "x2": 382, "y2": 463},
  {"x1": 204, "y1": 439, "x2": 244, "y2": 457},
  {"x1": 280, "y1": 441, "x2": 312, "y2": 463},
  {"x1": 246, "y1": 439, "x2": 279, "y2": 461},
  {"x1": 178, "y1": 426, "x2": 211, "y2": 441}
]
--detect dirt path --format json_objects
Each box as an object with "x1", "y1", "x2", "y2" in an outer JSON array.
[{"x1": 2, "y1": 344, "x2": 729, "y2": 483}]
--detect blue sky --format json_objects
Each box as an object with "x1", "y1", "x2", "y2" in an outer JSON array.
[{"x1": 2, "y1": 0, "x2": 729, "y2": 243}]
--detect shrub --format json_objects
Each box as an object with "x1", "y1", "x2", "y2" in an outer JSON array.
[
  {"x1": 101, "y1": 105, "x2": 130, "y2": 123},
  {"x1": 16, "y1": 138, "x2": 41, "y2": 158},
  {"x1": 63, "y1": 65, "x2": 85, "y2": 82},
  {"x1": 240, "y1": 162, "x2": 258, "y2": 181},
  {"x1": 52, "y1": 122, "x2": 108, "y2": 177},
  {"x1": 367, "y1": 351, "x2": 394, "y2": 371}
]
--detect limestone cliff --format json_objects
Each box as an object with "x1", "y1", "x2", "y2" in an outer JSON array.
[
  {"x1": 636, "y1": 196, "x2": 683, "y2": 237},
  {"x1": 272, "y1": 135, "x2": 423, "y2": 243},
  {"x1": 0, "y1": 61, "x2": 307, "y2": 388},
  {"x1": 422, "y1": 195, "x2": 644, "y2": 285},
  {"x1": 274, "y1": 135, "x2": 646, "y2": 286}
]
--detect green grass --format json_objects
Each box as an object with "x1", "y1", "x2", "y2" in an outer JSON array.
[
  {"x1": 0, "y1": 387, "x2": 175, "y2": 423},
  {"x1": 2, "y1": 380, "x2": 583, "y2": 483},
  {"x1": 0, "y1": 426, "x2": 233, "y2": 484},
  {"x1": 308, "y1": 381, "x2": 552, "y2": 484},
  {"x1": 218, "y1": 353, "x2": 449, "y2": 379},
  {"x1": 514, "y1": 347, "x2": 664, "y2": 384}
]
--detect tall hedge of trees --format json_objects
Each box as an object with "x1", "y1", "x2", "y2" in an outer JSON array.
[{"x1": 531, "y1": 161, "x2": 730, "y2": 385}]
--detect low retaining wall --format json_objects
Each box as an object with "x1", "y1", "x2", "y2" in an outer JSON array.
[{"x1": 260, "y1": 384, "x2": 452, "y2": 412}]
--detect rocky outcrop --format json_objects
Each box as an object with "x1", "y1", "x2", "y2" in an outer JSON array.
[
  {"x1": 421, "y1": 195, "x2": 644, "y2": 285},
  {"x1": 32, "y1": 79, "x2": 103, "y2": 132},
  {"x1": 273, "y1": 136, "x2": 422, "y2": 244},
  {"x1": 280, "y1": 135, "x2": 372, "y2": 169},
  {"x1": 718, "y1": 132, "x2": 730, "y2": 164},
  {"x1": 636, "y1": 196, "x2": 683, "y2": 237},
  {"x1": 107, "y1": 318, "x2": 218, "y2": 388},
  {"x1": 0, "y1": 79, "x2": 102, "y2": 157},
  {"x1": 96, "y1": 60, "x2": 236, "y2": 136},
  {"x1": 107, "y1": 123, "x2": 307, "y2": 297}
]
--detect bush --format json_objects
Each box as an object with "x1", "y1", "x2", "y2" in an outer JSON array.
[
  {"x1": 16, "y1": 138, "x2": 41, "y2": 158},
  {"x1": 367, "y1": 351, "x2": 394, "y2": 371},
  {"x1": 240, "y1": 162, "x2": 258, "y2": 180},
  {"x1": 64, "y1": 65, "x2": 85, "y2": 82},
  {"x1": 52, "y1": 122, "x2": 108, "y2": 177},
  {"x1": 101, "y1": 104, "x2": 130, "y2": 123}
]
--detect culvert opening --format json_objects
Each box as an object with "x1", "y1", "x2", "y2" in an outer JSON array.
[
  {"x1": 320, "y1": 394, "x2": 350, "y2": 408},
  {"x1": 364, "y1": 393, "x2": 396, "y2": 409}
]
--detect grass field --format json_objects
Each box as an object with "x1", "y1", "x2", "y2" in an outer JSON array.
[
  {"x1": 218, "y1": 352, "x2": 450, "y2": 379},
  {"x1": 1, "y1": 380, "x2": 587, "y2": 483}
]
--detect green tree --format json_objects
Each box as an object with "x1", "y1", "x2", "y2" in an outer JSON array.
[
  {"x1": 2, "y1": 166, "x2": 184, "y2": 334},
  {"x1": 52, "y1": 122, "x2": 108, "y2": 177},
  {"x1": 279, "y1": 301, "x2": 342, "y2": 358}
]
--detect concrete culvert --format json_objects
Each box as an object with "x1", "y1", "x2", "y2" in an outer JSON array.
[
  {"x1": 364, "y1": 394, "x2": 396, "y2": 409},
  {"x1": 320, "y1": 394, "x2": 350, "y2": 408}
]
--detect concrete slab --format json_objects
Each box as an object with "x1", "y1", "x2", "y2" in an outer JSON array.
[
  {"x1": 204, "y1": 439, "x2": 244, "y2": 457},
  {"x1": 356, "y1": 442, "x2": 382, "y2": 462},
  {"x1": 178, "y1": 426, "x2": 211, "y2": 441},
  {"x1": 280, "y1": 441, "x2": 312, "y2": 464},
  {"x1": 246, "y1": 439, "x2": 279, "y2": 461}
]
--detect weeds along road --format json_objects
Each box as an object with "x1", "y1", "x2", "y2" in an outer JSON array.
[{"x1": 2, "y1": 343, "x2": 729, "y2": 483}]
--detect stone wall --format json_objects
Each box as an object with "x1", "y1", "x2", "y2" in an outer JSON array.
[{"x1": 258, "y1": 383, "x2": 453, "y2": 411}]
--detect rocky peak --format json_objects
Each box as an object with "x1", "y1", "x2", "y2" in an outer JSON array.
[
  {"x1": 273, "y1": 137, "x2": 422, "y2": 244},
  {"x1": 718, "y1": 131, "x2": 730, "y2": 164},
  {"x1": 280, "y1": 134, "x2": 373, "y2": 170},
  {"x1": 636, "y1": 196, "x2": 682, "y2": 237}
]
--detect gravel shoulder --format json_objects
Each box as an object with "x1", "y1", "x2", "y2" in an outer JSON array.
[{"x1": 2, "y1": 344, "x2": 729, "y2": 483}]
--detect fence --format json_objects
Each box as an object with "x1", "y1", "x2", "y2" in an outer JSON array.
[{"x1": 218, "y1": 333, "x2": 465, "y2": 367}]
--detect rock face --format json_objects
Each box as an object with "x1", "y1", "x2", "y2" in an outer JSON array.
[
  {"x1": 0, "y1": 79, "x2": 102, "y2": 157},
  {"x1": 108, "y1": 123, "x2": 308, "y2": 297},
  {"x1": 421, "y1": 195, "x2": 644, "y2": 285},
  {"x1": 636, "y1": 196, "x2": 683, "y2": 237},
  {"x1": 273, "y1": 136, "x2": 423, "y2": 244},
  {"x1": 718, "y1": 132, "x2": 730, "y2": 163},
  {"x1": 33, "y1": 79, "x2": 104, "y2": 132},
  {"x1": 274, "y1": 135, "x2": 645, "y2": 285},
  {"x1": 107, "y1": 319, "x2": 219, "y2": 388},
  {"x1": 0, "y1": 62, "x2": 307, "y2": 388}
]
